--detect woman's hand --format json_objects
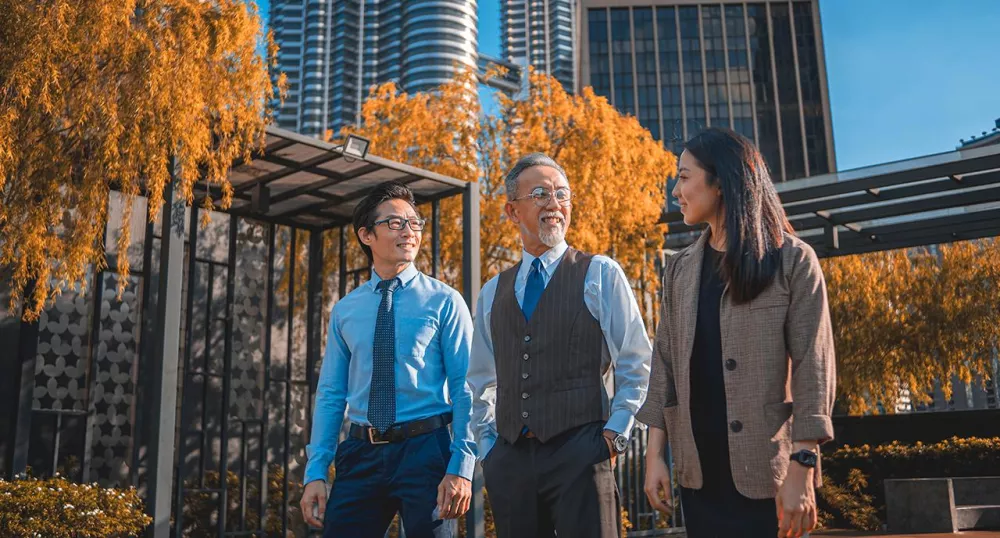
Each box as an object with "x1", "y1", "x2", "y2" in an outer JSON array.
[
  {"x1": 775, "y1": 458, "x2": 817, "y2": 538},
  {"x1": 644, "y1": 457, "x2": 674, "y2": 514},
  {"x1": 643, "y1": 427, "x2": 674, "y2": 514}
]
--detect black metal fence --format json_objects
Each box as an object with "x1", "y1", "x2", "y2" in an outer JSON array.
[{"x1": 0, "y1": 192, "x2": 682, "y2": 537}]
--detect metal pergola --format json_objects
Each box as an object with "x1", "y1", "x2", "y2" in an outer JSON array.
[
  {"x1": 1, "y1": 126, "x2": 484, "y2": 538},
  {"x1": 661, "y1": 143, "x2": 1000, "y2": 256}
]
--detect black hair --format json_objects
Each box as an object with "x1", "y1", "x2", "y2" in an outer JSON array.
[{"x1": 684, "y1": 127, "x2": 795, "y2": 303}]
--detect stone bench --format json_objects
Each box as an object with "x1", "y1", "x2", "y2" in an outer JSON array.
[{"x1": 884, "y1": 476, "x2": 1000, "y2": 533}]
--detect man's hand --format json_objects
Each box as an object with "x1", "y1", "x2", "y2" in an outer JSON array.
[
  {"x1": 300, "y1": 480, "x2": 328, "y2": 528},
  {"x1": 776, "y1": 460, "x2": 817, "y2": 538},
  {"x1": 602, "y1": 430, "x2": 619, "y2": 467},
  {"x1": 437, "y1": 474, "x2": 472, "y2": 519},
  {"x1": 643, "y1": 457, "x2": 674, "y2": 514}
]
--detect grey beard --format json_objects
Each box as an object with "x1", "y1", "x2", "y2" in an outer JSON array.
[{"x1": 539, "y1": 226, "x2": 565, "y2": 248}]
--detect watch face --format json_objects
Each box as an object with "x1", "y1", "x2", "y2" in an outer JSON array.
[{"x1": 613, "y1": 435, "x2": 629, "y2": 454}]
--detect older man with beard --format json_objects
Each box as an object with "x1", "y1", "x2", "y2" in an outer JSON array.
[{"x1": 467, "y1": 153, "x2": 652, "y2": 537}]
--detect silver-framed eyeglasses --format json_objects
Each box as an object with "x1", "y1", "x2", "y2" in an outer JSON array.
[
  {"x1": 372, "y1": 216, "x2": 426, "y2": 231},
  {"x1": 511, "y1": 187, "x2": 572, "y2": 207}
]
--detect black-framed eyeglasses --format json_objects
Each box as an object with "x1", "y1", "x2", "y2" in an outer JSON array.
[
  {"x1": 371, "y1": 216, "x2": 426, "y2": 231},
  {"x1": 510, "y1": 187, "x2": 572, "y2": 207}
]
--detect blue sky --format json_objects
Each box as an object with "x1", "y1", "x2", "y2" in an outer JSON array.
[{"x1": 256, "y1": 0, "x2": 999, "y2": 172}]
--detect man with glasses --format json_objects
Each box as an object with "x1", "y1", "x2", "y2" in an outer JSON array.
[
  {"x1": 467, "y1": 153, "x2": 652, "y2": 537},
  {"x1": 301, "y1": 181, "x2": 476, "y2": 537}
]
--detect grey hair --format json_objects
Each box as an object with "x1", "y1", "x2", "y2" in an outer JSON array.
[{"x1": 504, "y1": 153, "x2": 569, "y2": 199}]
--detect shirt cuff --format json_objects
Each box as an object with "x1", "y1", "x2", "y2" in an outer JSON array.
[
  {"x1": 304, "y1": 454, "x2": 333, "y2": 485},
  {"x1": 476, "y1": 432, "x2": 497, "y2": 462},
  {"x1": 448, "y1": 452, "x2": 477, "y2": 481},
  {"x1": 604, "y1": 411, "x2": 635, "y2": 439}
]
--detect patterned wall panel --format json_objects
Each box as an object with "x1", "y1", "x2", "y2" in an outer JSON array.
[
  {"x1": 230, "y1": 220, "x2": 268, "y2": 421},
  {"x1": 33, "y1": 273, "x2": 94, "y2": 413},
  {"x1": 89, "y1": 271, "x2": 143, "y2": 486}
]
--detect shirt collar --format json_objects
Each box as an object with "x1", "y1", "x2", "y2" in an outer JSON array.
[
  {"x1": 369, "y1": 263, "x2": 420, "y2": 292},
  {"x1": 521, "y1": 241, "x2": 568, "y2": 276}
]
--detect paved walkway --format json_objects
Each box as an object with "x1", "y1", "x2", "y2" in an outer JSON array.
[{"x1": 815, "y1": 530, "x2": 1000, "y2": 537}]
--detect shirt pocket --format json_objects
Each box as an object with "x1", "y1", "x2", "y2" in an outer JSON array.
[{"x1": 399, "y1": 319, "x2": 438, "y2": 359}]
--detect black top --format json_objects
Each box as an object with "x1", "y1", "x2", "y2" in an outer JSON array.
[{"x1": 688, "y1": 245, "x2": 731, "y2": 490}]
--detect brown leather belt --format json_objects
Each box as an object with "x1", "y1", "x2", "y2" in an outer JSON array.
[{"x1": 349, "y1": 412, "x2": 452, "y2": 445}]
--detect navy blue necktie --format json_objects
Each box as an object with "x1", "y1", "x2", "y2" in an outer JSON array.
[
  {"x1": 368, "y1": 278, "x2": 400, "y2": 434},
  {"x1": 522, "y1": 258, "x2": 544, "y2": 321}
]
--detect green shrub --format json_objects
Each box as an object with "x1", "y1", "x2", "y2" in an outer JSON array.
[
  {"x1": 818, "y1": 436, "x2": 1000, "y2": 529},
  {"x1": 0, "y1": 475, "x2": 151, "y2": 538}
]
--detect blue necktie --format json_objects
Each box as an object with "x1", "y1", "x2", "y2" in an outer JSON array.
[
  {"x1": 522, "y1": 258, "x2": 544, "y2": 321},
  {"x1": 368, "y1": 278, "x2": 400, "y2": 434}
]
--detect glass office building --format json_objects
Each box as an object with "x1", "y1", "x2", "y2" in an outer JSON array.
[
  {"x1": 502, "y1": 0, "x2": 578, "y2": 94},
  {"x1": 580, "y1": 0, "x2": 835, "y2": 182},
  {"x1": 270, "y1": 0, "x2": 479, "y2": 137}
]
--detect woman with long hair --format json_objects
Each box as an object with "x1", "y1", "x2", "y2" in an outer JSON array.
[{"x1": 638, "y1": 128, "x2": 836, "y2": 538}]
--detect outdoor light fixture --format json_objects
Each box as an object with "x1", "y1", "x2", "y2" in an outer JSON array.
[{"x1": 342, "y1": 134, "x2": 371, "y2": 161}]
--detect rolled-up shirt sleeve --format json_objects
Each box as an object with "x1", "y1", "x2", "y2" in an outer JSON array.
[
  {"x1": 591, "y1": 258, "x2": 652, "y2": 438},
  {"x1": 784, "y1": 244, "x2": 836, "y2": 444},
  {"x1": 466, "y1": 278, "x2": 499, "y2": 461}
]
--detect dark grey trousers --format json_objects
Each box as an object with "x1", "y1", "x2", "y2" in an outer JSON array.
[{"x1": 482, "y1": 421, "x2": 620, "y2": 538}]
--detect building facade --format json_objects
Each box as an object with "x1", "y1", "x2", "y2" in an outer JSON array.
[
  {"x1": 270, "y1": 0, "x2": 479, "y2": 137},
  {"x1": 579, "y1": 0, "x2": 835, "y2": 183},
  {"x1": 502, "y1": 0, "x2": 578, "y2": 94}
]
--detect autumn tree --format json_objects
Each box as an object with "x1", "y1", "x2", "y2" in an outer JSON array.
[
  {"x1": 0, "y1": 0, "x2": 281, "y2": 319},
  {"x1": 336, "y1": 69, "x2": 676, "y2": 325},
  {"x1": 822, "y1": 239, "x2": 1000, "y2": 415}
]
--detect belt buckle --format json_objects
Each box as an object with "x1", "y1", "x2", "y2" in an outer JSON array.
[{"x1": 367, "y1": 428, "x2": 390, "y2": 445}]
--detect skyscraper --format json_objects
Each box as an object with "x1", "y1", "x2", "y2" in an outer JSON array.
[
  {"x1": 579, "y1": 0, "x2": 835, "y2": 182},
  {"x1": 502, "y1": 0, "x2": 578, "y2": 94},
  {"x1": 270, "y1": 0, "x2": 479, "y2": 137}
]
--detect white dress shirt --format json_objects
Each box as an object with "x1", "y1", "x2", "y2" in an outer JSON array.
[{"x1": 467, "y1": 241, "x2": 653, "y2": 461}]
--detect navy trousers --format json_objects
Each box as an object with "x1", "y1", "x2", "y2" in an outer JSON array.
[{"x1": 323, "y1": 425, "x2": 454, "y2": 538}]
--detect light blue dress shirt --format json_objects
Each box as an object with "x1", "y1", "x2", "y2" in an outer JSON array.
[
  {"x1": 305, "y1": 263, "x2": 477, "y2": 484},
  {"x1": 467, "y1": 241, "x2": 653, "y2": 461}
]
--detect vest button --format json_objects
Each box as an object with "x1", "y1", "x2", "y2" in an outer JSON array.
[
  {"x1": 522, "y1": 372, "x2": 529, "y2": 379},
  {"x1": 725, "y1": 359, "x2": 737, "y2": 371},
  {"x1": 524, "y1": 335, "x2": 531, "y2": 342},
  {"x1": 522, "y1": 392, "x2": 529, "y2": 399},
  {"x1": 523, "y1": 353, "x2": 529, "y2": 360},
  {"x1": 730, "y1": 420, "x2": 743, "y2": 433},
  {"x1": 521, "y1": 411, "x2": 529, "y2": 419}
]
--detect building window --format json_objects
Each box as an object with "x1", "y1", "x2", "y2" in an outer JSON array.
[
  {"x1": 656, "y1": 7, "x2": 683, "y2": 154},
  {"x1": 725, "y1": 5, "x2": 755, "y2": 143},
  {"x1": 588, "y1": 8, "x2": 611, "y2": 101},
  {"x1": 794, "y1": 1, "x2": 829, "y2": 175},
  {"x1": 634, "y1": 8, "x2": 659, "y2": 140},
  {"x1": 702, "y1": 6, "x2": 728, "y2": 130},
  {"x1": 610, "y1": 8, "x2": 635, "y2": 116},
  {"x1": 771, "y1": 2, "x2": 806, "y2": 180},
  {"x1": 679, "y1": 6, "x2": 705, "y2": 140},
  {"x1": 747, "y1": 3, "x2": 782, "y2": 181}
]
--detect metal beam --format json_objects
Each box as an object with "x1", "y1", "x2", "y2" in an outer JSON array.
[
  {"x1": 1, "y1": 280, "x2": 38, "y2": 479},
  {"x1": 431, "y1": 200, "x2": 441, "y2": 279},
  {"x1": 461, "y1": 181, "x2": 482, "y2": 538},
  {"x1": 146, "y1": 167, "x2": 187, "y2": 538},
  {"x1": 461, "y1": 181, "x2": 481, "y2": 312},
  {"x1": 264, "y1": 162, "x2": 383, "y2": 206},
  {"x1": 271, "y1": 174, "x2": 424, "y2": 219}
]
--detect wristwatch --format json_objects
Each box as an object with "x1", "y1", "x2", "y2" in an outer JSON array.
[
  {"x1": 789, "y1": 449, "x2": 818, "y2": 468},
  {"x1": 607, "y1": 432, "x2": 629, "y2": 454}
]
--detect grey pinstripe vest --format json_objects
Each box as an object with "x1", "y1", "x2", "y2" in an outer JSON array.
[{"x1": 491, "y1": 248, "x2": 609, "y2": 443}]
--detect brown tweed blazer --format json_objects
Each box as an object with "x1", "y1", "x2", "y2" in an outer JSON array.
[{"x1": 636, "y1": 232, "x2": 836, "y2": 499}]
